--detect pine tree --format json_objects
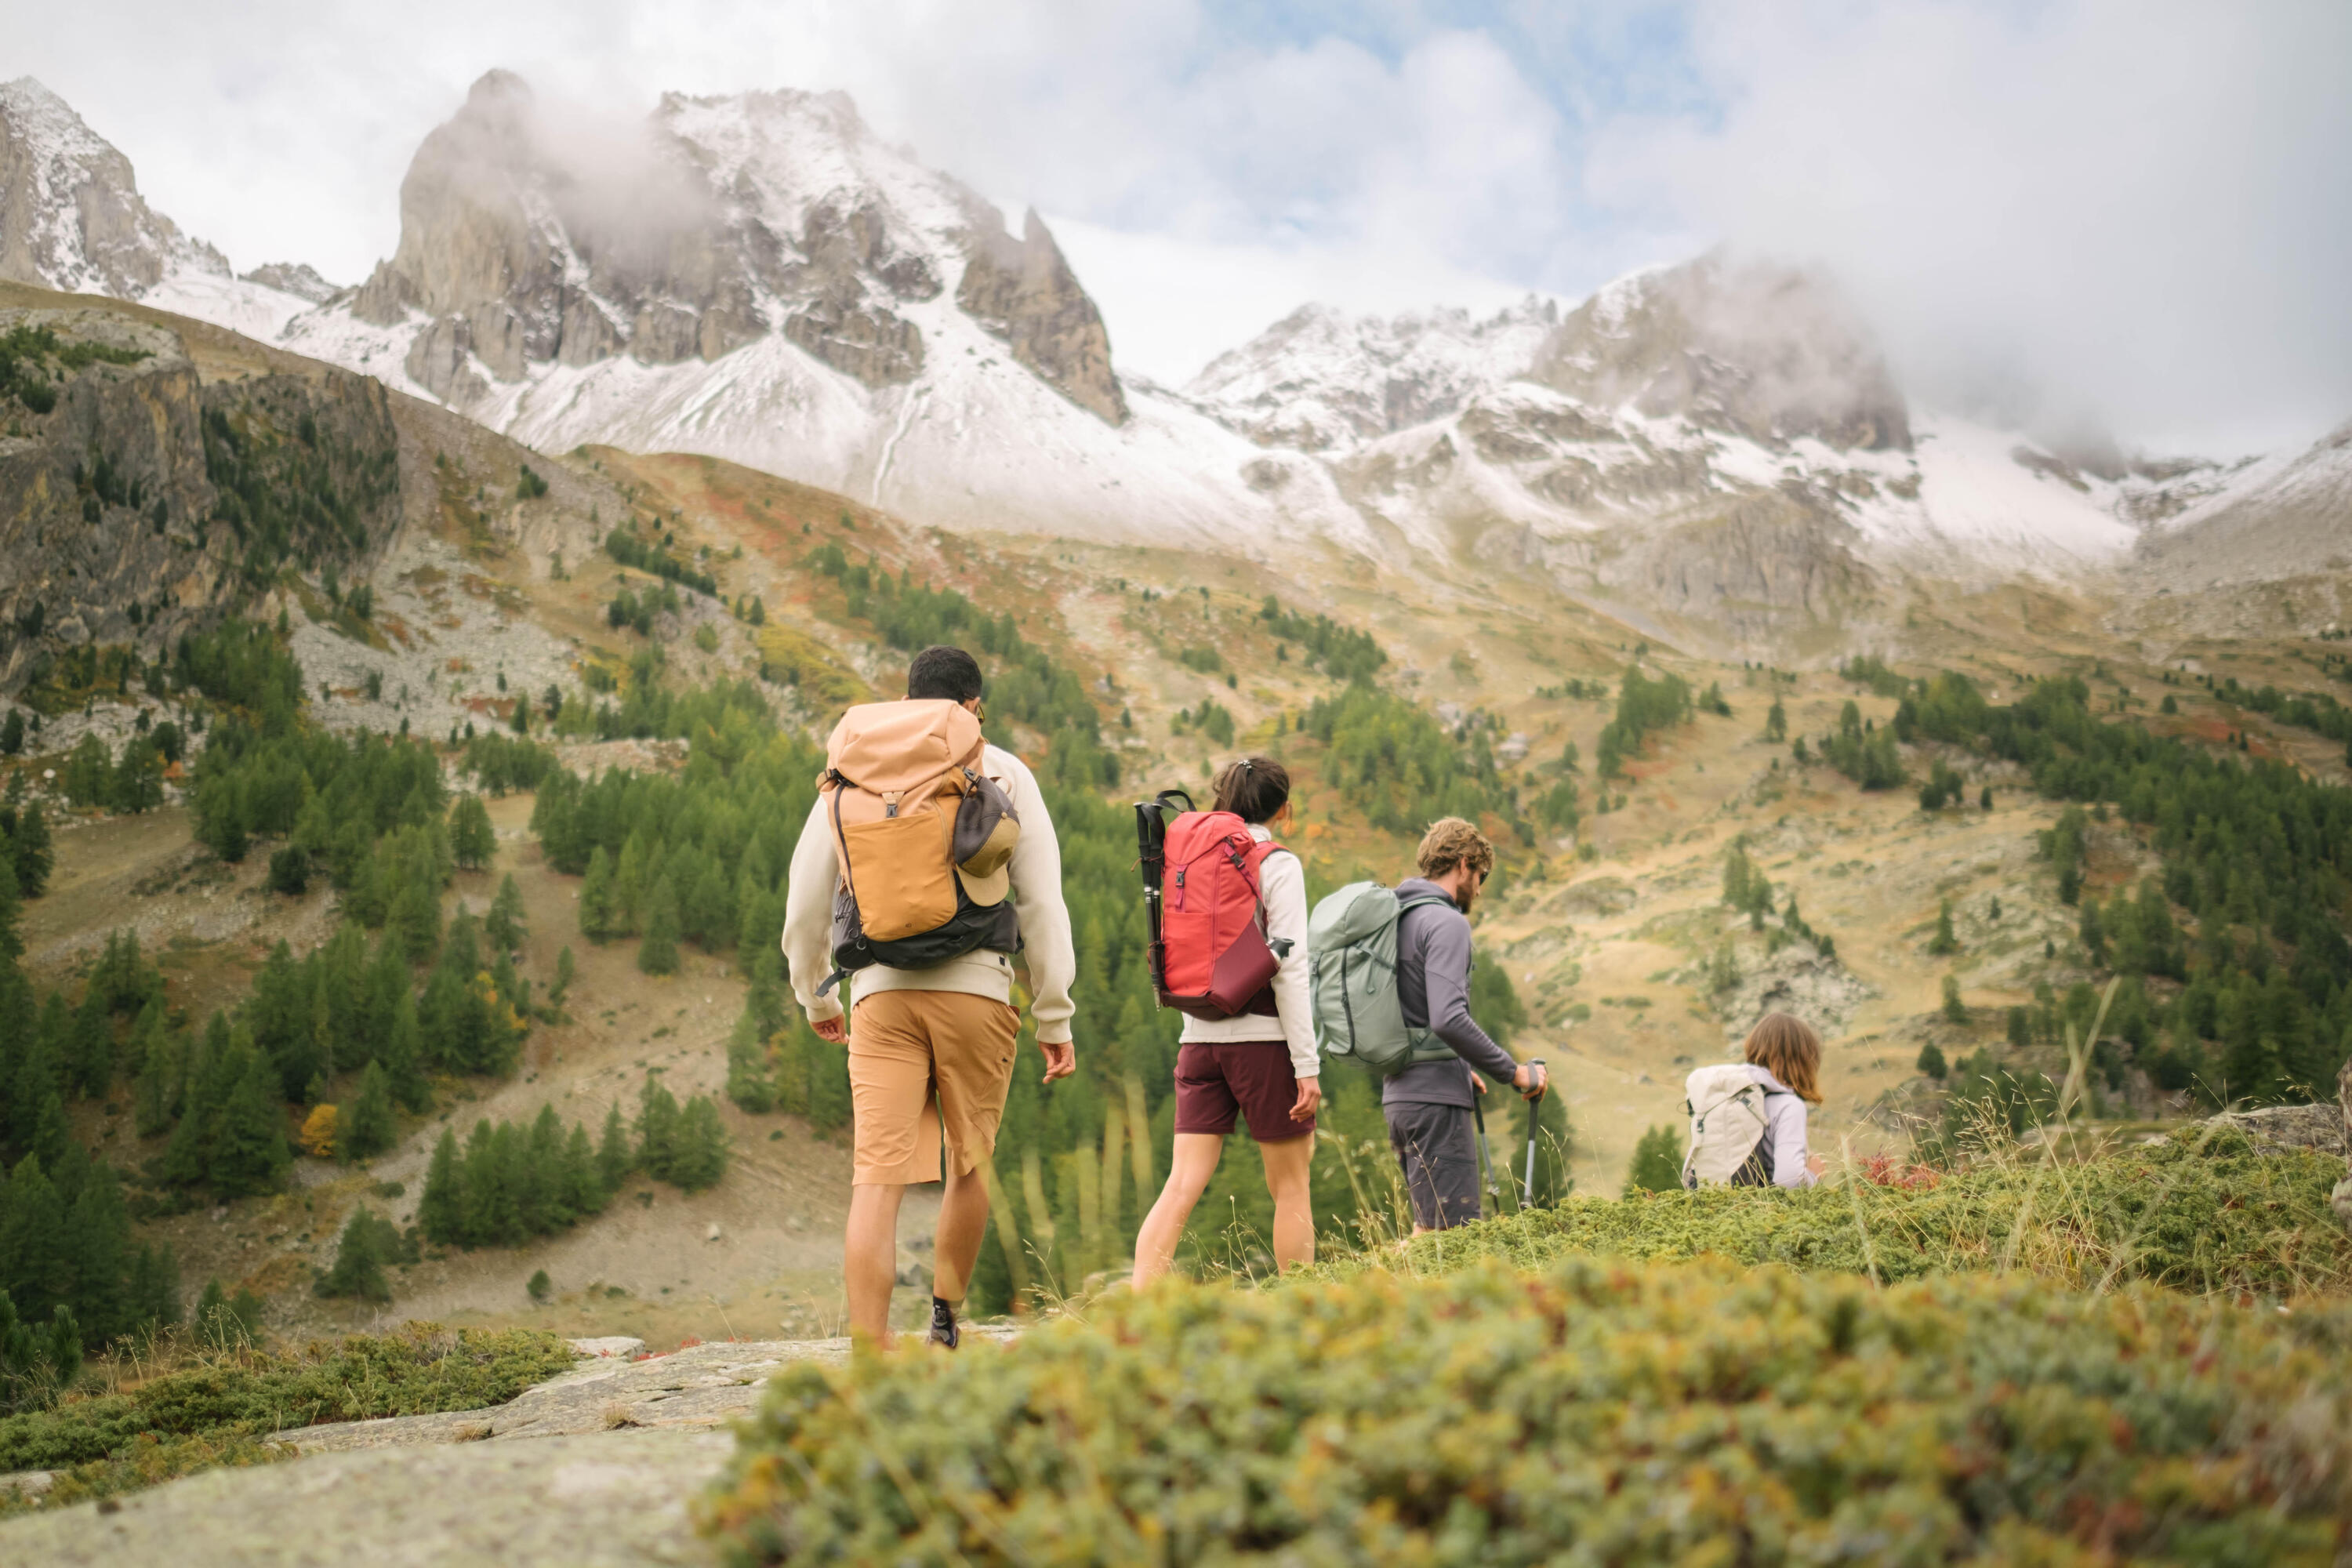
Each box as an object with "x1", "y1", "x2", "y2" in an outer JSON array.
[
  {"x1": 389, "y1": 862, "x2": 442, "y2": 964},
  {"x1": 578, "y1": 848, "x2": 618, "y2": 943},
  {"x1": 1622, "y1": 1125, "x2": 1684, "y2": 1196},
  {"x1": 1916, "y1": 1041, "x2": 1949, "y2": 1080},
  {"x1": 523, "y1": 1105, "x2": 565, "y2": 1232},
  {"x1": 725, "y1": 1011, "x2": 780, "y2": 1113},
  {"x1": 125, "y1": 1242, "x2": 179, "y2": 1333},
  {"x1": 66, "y1": 1160, "x2": 132, "y2": 1342},
  {"x1": 0, "y1": 710, "x2": 20, "y2": 757},
  {"x1": 549, "y1": 946, "x2": 575, "y2": 1006},
  {"x1": 2, "y1": 1156, "x2": 70, "y2": 1322},
  {"x1": 564, "y1": 1122, "x2": 604, "y2": 1216},
  {"x1": 418, "y1": 1128, "x2": 462, "y2": 1243},
  {"x1": 2079, "y1": 896, "x2": 2107, "y2": 965},
  {"x1": 1928, "y1": 898, "x2": 1960, "y2": 956},
  {"x1": 8, "y1": 801, "x2": 51, "y2": 897},
  {"x1": 68, "y1": 983, "x2": 112, "y2": 1098},
  {"x1": 2006, "y1": 1006, "x2": 2031, "y2": 1050},
  {"x1": 0, "y1": 854, "x2": 21, "y2": 963},
  {"x1": 1763, "y1": 698, "x2": 1787, "y2": 743},
  {"x1": 638, "y1": 874, "x2": 681, "y2": 975},
  {"x1": 596, "y1": 1102, "x2": 633, "y2": 1194},
  {"x1": 668, "y1": 1095, "x2": 730, "y2": 1192},
  {"x1": 636, "y1": 1076, "x2": 683, "y2": 1177},
  {"x1": 485, "y1": 873, "x2": 527, "y2": 954},
  {"x1": 210, "y1": 1036, "x2": 292, "y2": 1196},
  {"x1": 449, "y1": 794, "x2": 495, "y2": 871},
  {"x1": 315, "y1": 1207, "x2": 397, "y2": 1302},
  {"x1": 1941, "y1": 975, "x2": 1969, "y2": 1025},
  {"x1": 132, "y1": 1012, "x2": 182, "y2": 1138},
  {"x1": 379, "y1": 989, "x2": 432, "y2": 1112},
  {"x1": 342, "y1": 1060, "x2": 396, "y2": 1162}
]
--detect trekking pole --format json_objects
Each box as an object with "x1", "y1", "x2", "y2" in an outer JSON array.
[
  {"x1": 1522, "y1": 1059, "x2": 1546, "y2": 1209},
  {"x1": 1471, "y1": 1094, "x2": 1497, "y2": 1215}
]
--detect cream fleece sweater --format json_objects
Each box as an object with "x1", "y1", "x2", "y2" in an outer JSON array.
[
  {"x1": 782, "y1": 743, "x2": 1076, "y2": 1044},
  {"x1": 1176, "y1": 826, "x2": 1318, "y2": 1080}
]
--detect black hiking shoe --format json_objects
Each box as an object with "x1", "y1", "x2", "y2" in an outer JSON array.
[{"x1": 929, "y1": 1296, "x2": 960, "y2": 1349}]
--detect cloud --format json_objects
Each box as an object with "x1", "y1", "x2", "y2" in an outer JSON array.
[{"x1": 1589, "y1": 0, "x2": 2352, "y2": 452}]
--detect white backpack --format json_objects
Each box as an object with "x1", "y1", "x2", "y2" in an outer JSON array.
[{"x1": 1681, "y1": 1065, "x2": 1773, "y2": 1188}]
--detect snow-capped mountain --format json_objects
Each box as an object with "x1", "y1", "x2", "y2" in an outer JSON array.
[
  {"x1": 0, "y1": 76, "x2": 325, "y2": 339},
  {"x1": 18, "y1": 71, "x2": 2339, "y2": 643},
  {"x1": 1186, "y1": 299, "x2": 1561, "y2": 452},
  {"x1": 1180, "y1": 254, "x2": 2180, "y2": 637},
  {"x1": 274, "y1": 71, "x2": 1330, "y2": 551}
]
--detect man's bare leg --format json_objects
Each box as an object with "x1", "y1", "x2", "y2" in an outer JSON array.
[
  {"x1": 844, "y1": 1181, "x2": 907, "y2": 1344},
  {"x1": 930, "y1": 1158, "x2": 993, "y2": 1305}
]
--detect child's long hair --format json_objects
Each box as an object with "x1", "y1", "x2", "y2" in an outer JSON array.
[{"x1": 1744, "y1": 1012, "x2": 1824, "y2": 1103}]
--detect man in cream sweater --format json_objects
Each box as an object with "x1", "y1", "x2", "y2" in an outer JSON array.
[{"x1": 782, "y1": 646, "x2": 1077, "y2": 1347}]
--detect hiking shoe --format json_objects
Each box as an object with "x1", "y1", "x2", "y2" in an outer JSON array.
[{"x1": 929, "y1": 1296, "x2": 960, "y2": 1350}]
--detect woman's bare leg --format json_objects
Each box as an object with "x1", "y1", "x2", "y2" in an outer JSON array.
[
  {"x1": 1131, "y1": 1133, "x2": 1226, "y2": 1290},
  {"x1": 1258, "y1": 1134, "x2": 1316, "y2": 1272}
]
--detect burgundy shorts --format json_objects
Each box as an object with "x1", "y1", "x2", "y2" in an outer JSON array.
[{"x1": 1174, "y1": 1041, "x2": 1314, "y2": 1142}]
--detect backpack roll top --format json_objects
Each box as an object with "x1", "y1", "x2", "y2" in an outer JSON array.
[
  {"x1": 1307, "y1": 882, "x2": 1457, "y2": 1073},
  {"x1": 820, "y1": 700, "x2": 1022, "y2": 985},
  {"x1": 1680, "y1": 1064, "x2": 1775, "y2": 1188},
  {"x1": 1150, "y1": 808, "x2": 1286, "y2": 1019}
]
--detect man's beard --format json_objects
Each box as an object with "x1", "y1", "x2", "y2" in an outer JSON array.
[{"x1": 1453, "y1": 877, "x2": 1479, "y2": 916}]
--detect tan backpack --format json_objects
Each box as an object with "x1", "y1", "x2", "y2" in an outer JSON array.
[{"x1": 818, "y1": 699, "x2": 1022, "y2": 991}]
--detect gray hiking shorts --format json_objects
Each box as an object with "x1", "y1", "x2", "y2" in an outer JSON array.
[{"x1": 1385, "y1": 1101, "x2": 1482, "y2": 1231}]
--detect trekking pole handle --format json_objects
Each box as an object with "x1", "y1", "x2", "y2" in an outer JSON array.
[{"x1": 1523, "y1": 1058, "x2": 1547, "y2": 1098}]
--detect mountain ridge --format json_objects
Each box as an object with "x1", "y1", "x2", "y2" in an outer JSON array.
[{"x1": 6, "y1": 74, "x2": 2349, "y2": 648}]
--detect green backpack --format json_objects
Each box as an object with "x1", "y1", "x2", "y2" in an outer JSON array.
[{"x1": 1308, "y1": 882, "x2": 1459, "y2": 1073}]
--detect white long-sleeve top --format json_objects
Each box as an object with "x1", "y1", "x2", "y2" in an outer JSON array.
[
  {"x1": 782, "y1": 743, "x2": 1076, "y2": 1044},
  {"x1": 1176, "y1": 826, "x2": 1317, "y2": 1080},
  {"x1": 1744, "y1": 1065, "x2": 1817, "y2": 1189}
]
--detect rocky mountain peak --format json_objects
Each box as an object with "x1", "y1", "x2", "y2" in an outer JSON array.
[
  {"x1": 1526, "y1": 254, "x2": 1911, "y2": 452},
  {"x1": 0, "y1": 78, "x2": 325, "y2": 341},
  {"x1": 1189, "y1": 295, "x2": 1559, "y2": 450},
  {"x1": 0, "y1": 74, "x2": 207, "y2": 298},
  {"x1": 343, "y1": 71, "x2": 1125, "y2": 423}
]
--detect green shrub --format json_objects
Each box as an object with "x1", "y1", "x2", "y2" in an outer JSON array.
[
  {"x1": 699, "y1": 1257, "x2": 2352, "y2": 1565},
  {"x1": 1352, "y1": 1128, "x2": 2351, "y2": 1298}
]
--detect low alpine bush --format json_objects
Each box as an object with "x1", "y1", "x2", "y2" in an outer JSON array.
[
  {"x1": 1358, "y1": 1126, "x2": 2351, "y2": 1298},
  {"x1": 699, "y1": 1256, "x2": 2352, "y2": 1565}
]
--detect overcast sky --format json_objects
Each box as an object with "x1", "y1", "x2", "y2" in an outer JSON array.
[{"x1": 12, "y1": 0, "x2": 2350, "y2": 452}]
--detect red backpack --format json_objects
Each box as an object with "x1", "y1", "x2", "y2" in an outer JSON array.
[{"x1": 1134, "y1": 789, "x2": 1289, "y2": 1018}]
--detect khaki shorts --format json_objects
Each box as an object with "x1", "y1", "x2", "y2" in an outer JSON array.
[{"x1": 848, "y1": 990, "x2": 1022, "y2": 1184}]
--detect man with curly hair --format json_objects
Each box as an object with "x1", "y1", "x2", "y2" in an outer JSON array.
[{"x1": 1383, "y1": 817, "x2": 1546, "y2": 1232}]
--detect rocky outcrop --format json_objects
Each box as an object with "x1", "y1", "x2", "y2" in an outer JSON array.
[
  {"x1": 1599, "y1": 490, "x2": 1875, "y2": 641},
  {"x1": 953, "y1": 205, "x2": 1126, "y2": 424},
  {"x1": 239, "y1": 262, "x2": 336, "y2": 303},
  {"x1": 1527, "y1": 255, "x2": 1911, "y2": 452},
  {"x1": 0, "y1": 291, "x2": 403, "y2": 692}
]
